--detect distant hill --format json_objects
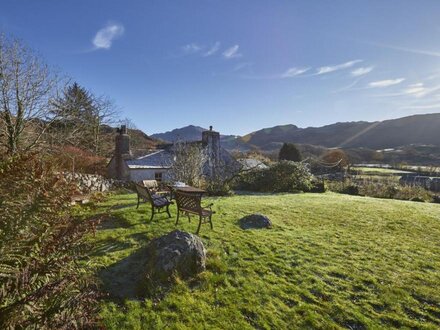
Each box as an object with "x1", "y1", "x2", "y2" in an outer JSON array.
[
  {"x1": 150, "y1": 114, "x2": 440, "y2": 152},
  {"x1": 151, "y1": 125, "x2": 206, "y2": 142},
  {"x1": 100, "y1": 125, "x2": 159, "y2": 157},
  {"x1": 239, "y1": 113, "x2": 440, "y2": 150},
  {"x1": 150, "y1": 125, "x2": 246, "y2": 149}
]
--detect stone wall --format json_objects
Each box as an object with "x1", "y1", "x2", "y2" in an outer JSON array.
[{"x1": 63, "y1": 172, "x2": 126, "y2": 194}]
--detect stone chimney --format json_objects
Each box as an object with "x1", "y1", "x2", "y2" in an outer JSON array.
[
  {"x1": 115, "y1": 125, "x2": 131, "y2": 156},
  {"x1": 114, "y1": 125, "x2": 132, "y2": 180},
  {"x1": 202, "y1": 126, "x2": 220, "y2": 178}
]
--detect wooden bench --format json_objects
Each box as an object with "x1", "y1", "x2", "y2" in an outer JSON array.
[
  {"x1": 175, "y1": 191, "x2": 214, "y2": 234},
  {"x1": 134, "y1": 183, "x2": 173, "y2": 222}
]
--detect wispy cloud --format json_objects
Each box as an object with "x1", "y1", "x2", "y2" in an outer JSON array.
[
  {"x1": 203, "y1": 42, "x2": 220, "y2": 57},
  {"x1": 402, "y1": 83, "x2": 427, "y2": 97},
  {"x1": 281, "y1": 67, "x2": 310, "y2": 78},
  {"x1": 316, "y1": 59, "x2": 362, "y2": 75},
  {"x1": 351, "y1": 66, "x2": 373, "y2": 77},
  {"x1": 369, "y1": 78, "x2": 405, "y2": 88},
  {"x1": 92, "y1": 23, "x2": 124, "y2": 50},
  {"x1": 232, "y1": 62, "x2": 253, "y2": 72},
  {"x1": 367, "y1": 41, "x2": 440, "y2": 58},
  {"x1": 376, "y1": 83, "x2": 440, "y2": 98},
  {"x1": 182, "y1": 43, "x2": 203, "y2": 54},
  {"x1": 223, "y1": 45, "x2": 242, "y2": 59}
]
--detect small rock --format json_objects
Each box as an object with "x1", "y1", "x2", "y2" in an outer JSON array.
[{"x1": 239, "y1": 214, "x2": 272, "y2": 230}]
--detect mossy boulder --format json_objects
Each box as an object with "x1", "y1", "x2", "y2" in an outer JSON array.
[{"x1": 144, "y1": 230, "x2": 206, "y2": 286}]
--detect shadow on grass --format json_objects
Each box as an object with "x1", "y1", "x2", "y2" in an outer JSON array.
[
  {"x1": 233, "y1": 190, "x2": 303, "y2": 196},
  {"x1": 91, "y1": 238, "x2": 133, "y2": 257},
  {"x1": 98, "y1": 245, "x2": 150, "y2": 300},
  {"x1": 96, "y1": 215, "x2": 134, "y2": 230},
  {"x1": 110, "y1": 203, "x2": 139, "y2": 210}
]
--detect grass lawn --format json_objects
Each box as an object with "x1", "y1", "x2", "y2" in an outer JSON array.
[{"x1": 84, "y1": 192, "x2": 440, "y2": 329}]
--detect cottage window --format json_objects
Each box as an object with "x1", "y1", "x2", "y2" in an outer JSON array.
[{"x1": 155, "y1": 172, "x2": 163, "y2": 182}]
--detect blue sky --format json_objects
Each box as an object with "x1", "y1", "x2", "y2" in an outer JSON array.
[{"x1": 1, "y1": 1, "x2": 440, "y2": 135}]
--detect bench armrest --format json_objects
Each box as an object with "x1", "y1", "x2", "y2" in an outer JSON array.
[{"x1": 203, "y1": 202, "x2": 214, "y2": 210}]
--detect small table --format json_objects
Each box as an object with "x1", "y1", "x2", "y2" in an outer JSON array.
[
  {"x1": 168, "y1": 185, "x2": 206, "y2": 200},
  {"x1": 174, "y1": 186, "x2": 206, "y2": 194}
]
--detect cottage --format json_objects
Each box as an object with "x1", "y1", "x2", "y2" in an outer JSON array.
[{"x1": 107, "y1": 125, "x2": 239, "y2": 182}]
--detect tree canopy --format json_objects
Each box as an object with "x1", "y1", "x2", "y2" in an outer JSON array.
[{"x1": 278, "y1": 143, "x2": 302, "y2": 162}]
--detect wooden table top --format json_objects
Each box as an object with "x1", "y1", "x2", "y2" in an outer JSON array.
[{"x1": 173, "y1": 186, "x2": 206, "y2": 193}]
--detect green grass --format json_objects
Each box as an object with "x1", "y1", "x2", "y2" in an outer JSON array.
[
  {"x1": 351, "y1": 166, "x2": 410, "y2": 176},
  {"x1": 85, "y1": 192, "x2": 440, "y2": 329}
]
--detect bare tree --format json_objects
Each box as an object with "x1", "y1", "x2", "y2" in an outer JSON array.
[
  {"x1": 0, "y1": 33, "x2": 61, "y2": 154},
  {"x1": 168, "y1": 141, "x2": 207, "y2": 187}
]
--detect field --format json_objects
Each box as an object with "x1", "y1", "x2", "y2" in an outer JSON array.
[
  {"x1": 84, "y1": 192, "x2": 440, "y2": 329},
  {"x1": 350, "y1": 167, "x2": 411, "y2": 176}
]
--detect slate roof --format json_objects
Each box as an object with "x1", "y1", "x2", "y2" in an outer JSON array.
[
  {"x1": 238, "y1": 158, "x2": 269, "y2": 170},
  {"x1": 125, "y1": 150, "x2": 174, "y2": 169}
]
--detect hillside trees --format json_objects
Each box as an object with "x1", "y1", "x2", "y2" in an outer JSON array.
[
  {"x1": 279, "y1": 143, "x2": 302, "y2": 161},
  {"x1": 321, "y1": 149, "x2": 350, "y2": 169},
  {"x1": 0, "y1": 34, "x2": 61, "y2": 154}
]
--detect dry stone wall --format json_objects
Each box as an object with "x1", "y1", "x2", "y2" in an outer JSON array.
[{"x1": 63, "y1": 172, "x2": 126, "y2": 194}]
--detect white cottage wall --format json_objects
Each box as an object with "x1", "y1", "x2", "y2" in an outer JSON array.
[{"x1": 128, "y1": 168, "x2": 171, "y2": 182}]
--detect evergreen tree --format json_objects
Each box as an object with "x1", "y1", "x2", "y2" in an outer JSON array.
[
  {"x1": 278, "y1": 143, "x2": 302, "y2": 161},
  {"x1": 50, "y1": 82, "x2": 117, "y2": 156}
]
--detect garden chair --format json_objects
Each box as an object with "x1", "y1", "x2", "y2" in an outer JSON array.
[
  {"x1": 141, "y1": 179, "x2": 170, "y2": 196},
  {"x1": 175, "y1": 191, "x2": 214, "y2": 234},
  {"x1": 134, "y1": 183, "x2": 173, "y2": 222}
]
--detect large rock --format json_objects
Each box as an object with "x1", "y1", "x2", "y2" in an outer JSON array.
[
  {"x1": 239, "y1": 214, "x2": 272, "y2": 230},
  {"x1": 144, "y1": 230, "x2": 206, "y2": 284}
]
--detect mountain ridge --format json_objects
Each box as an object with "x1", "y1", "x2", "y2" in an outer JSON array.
[{"x1": 151, "y1": 113, "x2": 440, "y2": 151}]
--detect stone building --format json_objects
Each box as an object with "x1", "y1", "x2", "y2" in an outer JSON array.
[{"x1": 107, "y1": 125, "x2": 239, "y2": 182}]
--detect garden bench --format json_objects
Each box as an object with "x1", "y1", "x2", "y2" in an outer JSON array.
[
  {"x1": 175, "y1": 191, "x2": 214, "y2": 234},
  {"x1": 134, "y1": 183, "x2": 173, "y2": 222}
]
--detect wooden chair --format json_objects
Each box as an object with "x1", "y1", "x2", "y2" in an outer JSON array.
[
  {"x1": 141, "y1": 180, "x2": 170, "y2": 196},
  {"x1": 175, "y1": 191, "x2": 214, "y2": 234},
  {"x1": 134, "y1": 183, "x2": 173, "y2": 222}
]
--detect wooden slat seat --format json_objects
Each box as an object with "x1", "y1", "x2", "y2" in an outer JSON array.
[
  {"x1": 175, "y1": 191, "x2": 214, "y2": 234},
  {"x1": 134, "y1": 183, "x2": 173, "y2": 221}
]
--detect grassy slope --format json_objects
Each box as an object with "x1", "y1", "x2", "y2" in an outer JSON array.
[{"x1": 86, "y1": 192, "x2": 440, "y2": 329}]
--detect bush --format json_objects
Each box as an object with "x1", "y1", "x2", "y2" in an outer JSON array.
[
  {"x1": 279, "y1": 143, "x2": 302, "y2": 162},
  {"x1": 0, "y1": 153, "x2": 99, "y2": 329},
  {"x1": 237, "y1": 161, "x2": 313, "y2": 193},
  {"x1": 309, "y1": 180, "x2": 326, "y2": 193},
  {"x1": 327, "y1": 178, "x2": 433, "y2": 202},
  {"x1": 51, "y1": 146, "x2": 107, "y2": 175}
]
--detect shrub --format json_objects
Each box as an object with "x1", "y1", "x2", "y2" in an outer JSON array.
[
  {"x1": 309, "y1": 180, "x2": 326, "y2": 193},
  {"x1": 327, "y1": 178, "x2": 434, "y2": 202},
  {"x1": 237, "y1": 161, "x2": 313, "y2": 193},
  {"x1": 279, "y1": 143, "x2": 302, "y2": 162},
  {"x1": 0, "y1": 153, "x2": 99, "y2": 329},
  {"x1": 394, "y1": 185, "x2": 432, "y2": 202},
  {"x1": 321, "y1": 149, "x2": 349, "y2": 169},
  {"x1": 51, "y1": 146, "x2": 107, "y2": 175}
]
